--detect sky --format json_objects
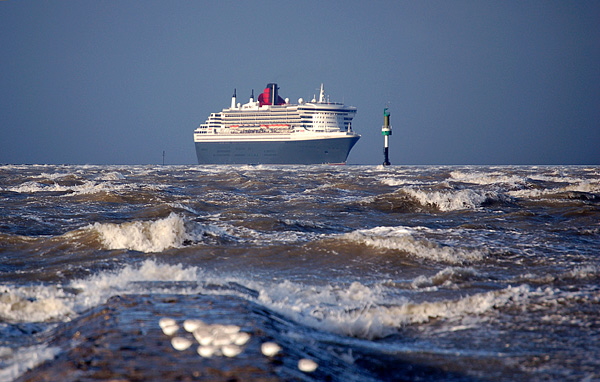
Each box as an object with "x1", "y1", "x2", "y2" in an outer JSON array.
[{"x1": 1, "y1": 1, "x2": 599, "y2": 165}]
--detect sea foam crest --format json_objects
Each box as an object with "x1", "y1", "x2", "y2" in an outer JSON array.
[
  {"x1": 255, "y1": 278, "x2": 542, "y2": 340},
  {"x1": 97, "y1": 171, "x2": 126, "y2": 181},
  {"x1": 449, "y1": 170, "x2": 526, "y2": 186},
  {"x1": 0, "y1": 260, "x2": 201, "y2": 323},
  {"x1": 402, "y1": 187, "x2": 502, "y2": 211},
  {"x1": 255, "y1": 280, "x2": 394, "y2": 339},
  {"x1": 92, "y1": 213, "x2": 224, "y2": 252},
  {"x1": 411, "y1": 267, "x2": 481, "y2": 289},
  {"x1": 6, "y1": 180, "x2": 128, "y2": 195},
  {"x1": 342, "y1": 226, "x2": 486, "y2": 264},
  {"x1": 508, "y1": 179, "x2": 600, "y2": 198},
  {"x1": 0, "y1": 285, "x2": 75, "y2": 323},
  {"x1": 368, "y1": 284, "x2": 537, "y2": 330},
  {"x1": 379, "y1": 177, "x2": 425, "y2": 186},
  {"x1": 0, "y1": 345, "x2": 61, "y2": 382}
]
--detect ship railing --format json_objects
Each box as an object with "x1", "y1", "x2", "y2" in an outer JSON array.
[{"x1": 215, "y1": 124, "x2": 293, "y2": 135}]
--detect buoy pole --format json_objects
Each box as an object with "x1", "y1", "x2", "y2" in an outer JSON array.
[{"x1": 382, "y1": 108, "x2": 392, "y2": 166}]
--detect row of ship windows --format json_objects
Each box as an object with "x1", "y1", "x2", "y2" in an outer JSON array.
[
  {"x1": 219, "y1": 111, "x2": 352, "y2": 117},
  {"x1": 208, "y1": 113, "x2": 353, "y2": 119},
  {"x1": 213, "y1": 117, "x2": 342, "y2": 122},
  {"x1": 202, "y1": 122, "x2": 344, "y2": 127},
  {"x1": 199, "y1": 122, "x2": 351, "y2": 130}
]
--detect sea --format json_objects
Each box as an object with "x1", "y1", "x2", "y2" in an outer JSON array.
[{"x1": 0, "y1": 164, "x2": 599, "y2": 382}]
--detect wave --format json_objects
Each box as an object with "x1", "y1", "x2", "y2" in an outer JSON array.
[
  {"x1": 254, "y1": 279, "x2": 559, "y2": 340},
  {"x1": 0, "y1": 345, "x2": 61, "y2": 382},
  {"x1": 508, "y1": 179, "x2": 600, "y2": 200},
  {"x1": 411, "y1": 267, "x2": 482, "y2": 289},
  {"x1": 369, "y1": 187, "x2": 510, "y2": 212},
  {"x1": 401, "y1": 188, "x2": 508, "y2": 211},
  {"x1": 449, "y1": 170, "x2": 526, "y2": 187},
  {"x1": 97, "y1": 171, "x2": 127, "y2": 181},
  {"x1": 0, "y1": 284, "x2": 76, "y2": 323},
  {"x1": 0, "y1": 261, "x2": 201, "y2": 324},
  {"x1": 91, "y1": 213, "x2": 230, "y2": 253},
  {"x1": 0, "y1": 214, "x2": 216, "y2": 259},
  {"x1": 341, "y1": 226, "x2": 487, "y2": 264},
  {"x1": 379, "y1": 177, "x2": 427, "y2": 187},
  {"x1": 515, "y1": 265, "x2": 600, "y2": 285},
  {"x1": 358, "y1": 285, "x2": 539, "y2": 334},
  {"x1": 4, "y1": 180, "x2": 129, "y2": 195},
  {"x1": 0, "y1": 213, "x2": 320, "y2": 264},
  {"x1": 0, "y1": 258, "x2": 585, "y2": 345}
]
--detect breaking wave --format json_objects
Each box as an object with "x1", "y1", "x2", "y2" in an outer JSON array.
[
  {"x1": 91, "y1": 213, "x2": 228, "y2": 253},
  {"x1": 369, "y1": 187, "x2": 510, "y2": 212},
  {"x1": 411, "y1": 267, "x2": 482, "y2": 289},
  {"x1": 449, "y1": 170, "x2": 527, "y2": 186},
  {"x1": 5, "y1": 180, "x2": 129, "y2": 195},
  {"x1": 515, "y1": 265, "x2": 600, "y2": 285},
  {"x1": 0, "y1": 258, "x2": 588, "y2": 345},
  {"x1": 401, "y1": 187, "x2": 507, "y2": 211},
  {"x1": 0, "y1": 345, "x2": 61, "y2": 382},
  {"x1": 341, "y1": 226, "x2": 487, "y2": 264},
  {"x1": 0, "y1": 261, "x2": 201, "y2": 323},
  {"x1": 254, "y1": 279, "x2": 557, "y2": 340},
  {"x1": 508, "y1": 179, "x2": 600, "y2": 199}
]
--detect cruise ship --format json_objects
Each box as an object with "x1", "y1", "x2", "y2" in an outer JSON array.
[{"x1": 194, "y1": 83, "x2": 360, "y2": 164}]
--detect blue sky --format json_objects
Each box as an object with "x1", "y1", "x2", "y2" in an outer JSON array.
[{"x1": 1, "y1": 1, "x2": 599, "y2": 165}]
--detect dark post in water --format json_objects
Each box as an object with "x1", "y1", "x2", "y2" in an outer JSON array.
[{"x1": 382, "y1": 108, "x2": 392, "y2": 166}]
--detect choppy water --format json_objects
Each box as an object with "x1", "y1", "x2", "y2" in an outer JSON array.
[{"x1": 1, "y1": 164, "x2": 599, "y2": 381}]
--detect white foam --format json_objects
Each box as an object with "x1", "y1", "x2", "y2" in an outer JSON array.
[
  {"x1": 506, "y1": 173, "x2": 600, "y2": 198},
  {"x1": 412, "y1": 267, "x2": 480, "y2": 290},
  {"x1": 6, "y1": 179, "x2": 129, "y2": 195},
  {"x1": 449, "y1": 170, "x2": 526, "y2": 186},
  {"x1": 98, "y1": 171, "x2": 126, "y2": 181},
  {"x1": 92, "y1": 213, "x2": 225, "y2": 253},
  {"x1": 0, "y1": 255, "x2": 572, "y2": 351},
  {"x1": 342, "y1": 226, "x2": 486, "y2": 264},
  {"x1": 402, "y1": 187, "x2": 503, "y2": 211},
  {"x1": 380, "y1": 177, "x2": 426, "y2": 186},
  {"x1": 255, "y1": 280, "x2": 547, "y2": 339},
  {"x1": 507, "y1": 179, "x2": 600, "y2": 198},
  {"x1": 39, "y1": 172, "x2": 76, "y2": 180},
  {"x1": 567, "y1": 265, "x2": 598, "y2": 279},
  {"x1": 254, "y1": 279, "x2": 396, "y2": 339},
  {"x1": 519, "y1": 266, "x2": 599, "y2": 285},
  {"x1": 566, "y1": 180, "x2": 600, "y2": 193},
  {"x1": 0, "y1": 285, "x2": 75, "y2": 323},
  {"x1": 0, "y1": 344, "x2": 61, "y2": 382},
  {"x1": 1, "y1": 260, "x2": 201, "y2": 324}
]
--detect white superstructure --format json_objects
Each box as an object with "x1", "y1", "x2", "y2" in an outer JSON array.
[
  {"x1": 193, "y1": 83, "x2": 360, "y2": 164},
  {"x1": 193, "y1": 84, "x2": 357, "y2": 142}
]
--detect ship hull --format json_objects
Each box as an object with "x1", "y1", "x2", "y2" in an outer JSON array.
[{"x1": 195, "y1": 135, "x2": 360, "y2": 165}]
